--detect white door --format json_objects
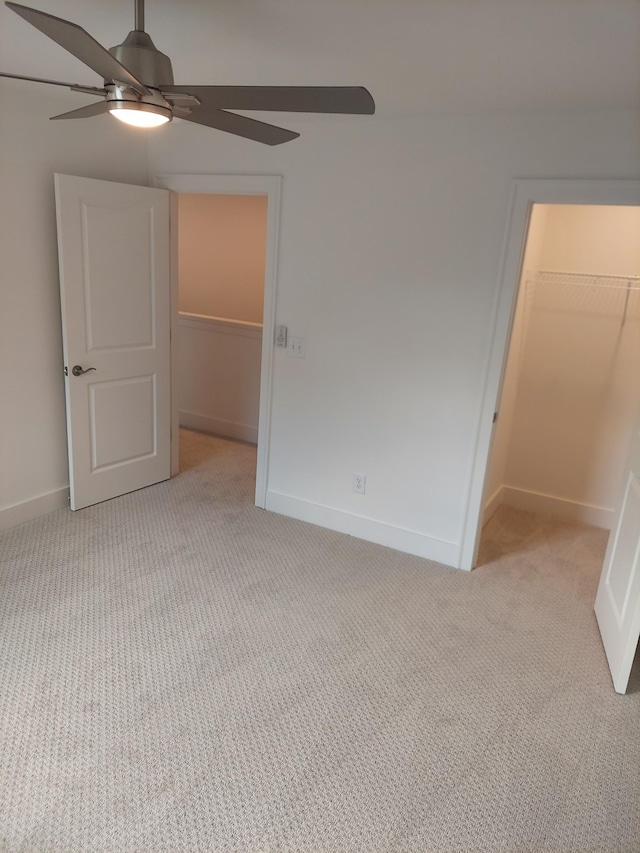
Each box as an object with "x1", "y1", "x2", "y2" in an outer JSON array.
[
  {"x1": 594, "y1": 409, "x2": 640, "y2": 693},
  {"x1": 55, "y1": 174, "x2": 171, "y2": 511}
]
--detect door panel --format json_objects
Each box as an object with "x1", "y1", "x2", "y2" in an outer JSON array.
[
  {"x1": 606, "y1": 476, "x2": 640, "y2": 616},
  {"x1": 55, "y1": 174, "x2": 171, "y2": 510},
  {"x1": 82, "y1": 203, "x2": 155, "y2": 351},
  {"x1": 595, "y1": 414, "x2": 640, "y2": 693},
  {"x1": 89, "y1": 375, "x2": 156, "y2": 470}
]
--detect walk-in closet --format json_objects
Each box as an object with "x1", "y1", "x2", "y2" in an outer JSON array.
[{"x1": 484, "y1": 204, "x2": 640, "y2": 530}]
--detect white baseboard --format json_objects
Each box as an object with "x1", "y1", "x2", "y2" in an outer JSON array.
[
  {"x1": 179, "y1": 411, "x2": 258, "y2": 445},
  {"x1": 483, "y1": 486, "x2": 504, "y2": 526},
  {"x1": 0, "y1": 487, "x2": 70, "y2": 533},
  {"x1": 265, "y1": 490, "x2": 459, "y2": 568},
  {"x1": 500, "y1": 485, "x2": 614, "y2": 529}
]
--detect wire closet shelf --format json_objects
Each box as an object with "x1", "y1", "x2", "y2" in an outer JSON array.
[
  {"x1": 524, "y1": 269, "x2": 640, "y2": 327},
  {"x1": 527, "y1": 270, "x2": 640, "y2": 291}
]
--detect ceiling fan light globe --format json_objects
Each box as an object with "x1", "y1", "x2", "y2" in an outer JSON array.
[{"x1": 108, "y1": 101, "x2": 171, "y2": 127}]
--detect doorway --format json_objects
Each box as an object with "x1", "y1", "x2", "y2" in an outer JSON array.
[
  {"x1": 459, "y1": 179, "x2": 640, "y2": 571},
  {"x1": 176, "y1": 191, "x2": 267, "y2": 449},
  {"x1": 153, "y1": 173, "x2": 282, "y2": 508},
  {"x1": 481, "y1": 202, "x2": 640, "y2": 536}
]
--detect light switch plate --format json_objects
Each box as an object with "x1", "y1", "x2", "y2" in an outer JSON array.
[{"x1": 288, "y1": 337, "x2": 306, "y2": 358}]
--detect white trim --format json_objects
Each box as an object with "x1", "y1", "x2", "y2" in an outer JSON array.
[
  {"x1": 0, "y1": 488, "x2": 70, "y2": 533},
  {"x1": 179, "y1": 411, "x2": 258, "y2": 445},
  {"x1": 154, "y1": 174, "x2": 279, "y2": 196},
  {"x1": 179, "y1": 312, "x2": 263, "y2": 339},
  {"x1": 169, "y1": 190, "x2": 180, "y2": 478},
  {"x1": 483, "y1": 485, "x2": 614, "y2": 530},
  {"x1": 483, "y1": 486, "x2": 504, "y2": 526},
  {"x1": 153, "y1": 173, "x2": 282, "y2": 509},
  {"x1": 265, "y1": 490, "x2": 459, "y2": 566},
  {"x1": 458, "y1": 179, "x2": 640, "y2": 571},
  {"x1": 500, "y1": 486, "x2": 614, "y2": 529}
]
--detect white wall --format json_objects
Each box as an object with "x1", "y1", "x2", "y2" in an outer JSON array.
[
  {"x1": 178, "y1": 315, "x2": 262, "y2": 445},
  {"x1": 0, "y1": 85, "x2": 149, "y2": 530},
  {"x1": 177, "y1": 193, "x2": 267, "y2": 324},
  {"x1": 149, "y1": 110, "x2": 640, "y2": 565},
  {"x1": 494, "y1": 205, "x2": 640, "y2": 527},
  {"x1": 1, "y1": 78, "x2": 639, "y2": 560}
]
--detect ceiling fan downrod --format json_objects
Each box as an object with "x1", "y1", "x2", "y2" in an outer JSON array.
[
  {"x1": 109, "y1": 0, "x2": 174, "y2": 88},
  {"x1": 134, "y1": 0, "x2": 144, "y2": 33}
]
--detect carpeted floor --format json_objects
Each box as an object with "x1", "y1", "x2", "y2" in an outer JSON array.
[{"x1": 1, "y1": 429, "x2": 639, "y2": 852}]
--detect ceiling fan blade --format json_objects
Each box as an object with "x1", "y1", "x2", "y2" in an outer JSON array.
[
  {"x1": 163, "y1": 85, "x2": 375, "y2": 114},
  {"x1": 0, "y1": 71, "x2": 106, "y2": 95},
  {"x1": 5, "y1": 2, "x2": 150, "y2": 95},
  {"x1": 178, "y1": 107, "x2": 299, "y2": 145},
  {"x1": 50, "y1": 100, "x2": 110, "y2": 120}
]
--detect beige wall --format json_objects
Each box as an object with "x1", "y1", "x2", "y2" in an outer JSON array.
[
  {"x1": 540, "y1": 205, "x2": 640, "y2": 276},
  {"x1": 177, "y1": 193, "x2": 267, "y2": 324},
  {"x1": 487, "y1": 204, "x2": 640, "y2": 527}
]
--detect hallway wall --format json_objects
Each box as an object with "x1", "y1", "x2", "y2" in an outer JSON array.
[
  {"x1": 177, "y1": 193, "x2": 266, "y2": 443},
  {"x1": 177, "y1": 193, "x2": 267, "y2": 324}
]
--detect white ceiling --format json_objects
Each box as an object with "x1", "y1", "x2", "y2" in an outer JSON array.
[{"x1": 1, "y1": 0, "x2": 639, "y2": 118}]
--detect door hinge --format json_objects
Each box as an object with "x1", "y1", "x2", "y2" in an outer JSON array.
[{"x1": 493, "y1": 412, "x2": 498, "y2": 423}]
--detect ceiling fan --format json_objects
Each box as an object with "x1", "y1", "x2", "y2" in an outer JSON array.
[{"x1": 0, "y1": 0, "x2": 375, "y2": 144}]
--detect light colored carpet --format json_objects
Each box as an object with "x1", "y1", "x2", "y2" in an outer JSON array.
[{"x1": 1, "y1": 429, "x2": 639, "y2": 852}]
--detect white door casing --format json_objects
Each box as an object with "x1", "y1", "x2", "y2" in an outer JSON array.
[
  {"x1": 594, "y1": 410, "x2": 640, "y2": 694},
  {"x1": 55, "y1": 174, "x2": 171, "y2": 510}
]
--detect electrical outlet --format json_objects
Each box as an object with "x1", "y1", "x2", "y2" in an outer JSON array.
[
  {"x1": 352, "y1": 473, "x2": 366, "y2": 494},
  {"x1": 288, "y1": 337, "x2": 306, "y2": 358}
]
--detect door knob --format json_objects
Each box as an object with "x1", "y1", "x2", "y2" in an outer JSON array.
[{"x1": 71, "y1": 365, "x2": 96, "y2": 377}]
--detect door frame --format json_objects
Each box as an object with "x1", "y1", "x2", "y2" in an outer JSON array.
[
  {"x1": 458, "y1": 178, "x2": 640, "y2": 571},
  {"x1": 153, "y1": 173, "x2": 282, "y2": 508}
]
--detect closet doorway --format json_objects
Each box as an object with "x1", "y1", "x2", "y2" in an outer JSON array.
[
  {"x1": 482, "y1": 202, "x2": 640, "y2": 534},
  {"x1": 459, "y1": 180, "x2": 640, "y2": 572}
]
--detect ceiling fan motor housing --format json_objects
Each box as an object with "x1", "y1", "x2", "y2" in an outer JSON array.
[{"x1": 108, "y1": 30, "x2": 174, "y2": 87}]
